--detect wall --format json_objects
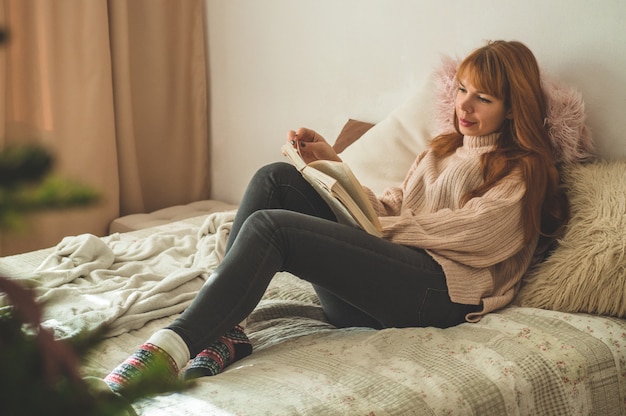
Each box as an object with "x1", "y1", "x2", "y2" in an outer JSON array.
[{"x1": 205, "y1": 0, "x2": 626, "y2": 204}]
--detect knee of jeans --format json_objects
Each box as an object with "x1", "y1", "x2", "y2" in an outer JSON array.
[
  {"x1": 241, "y1": 210, "x2": 290, "y2": 246},
  {"x1": 247, "y1": 162, "x2": 298, "y2": 196},
  {"x1": 244, "y1": 210, "x2": 275, "y2": 232},
  {"x1": 254, "y1": 162, "x2": 295, "y2": 183}
]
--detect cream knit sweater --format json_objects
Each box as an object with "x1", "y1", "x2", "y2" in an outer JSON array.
[{"x1": 367, "y1": 133, "x2": 538, "y2": 321}]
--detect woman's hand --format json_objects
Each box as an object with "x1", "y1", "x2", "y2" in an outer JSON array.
[{"x1": 287, "y1": 128, "x2": 342, "y2": 164}]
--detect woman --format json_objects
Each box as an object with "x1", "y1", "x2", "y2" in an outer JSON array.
[{"x1": 105, "y1": 40, "x2": 569, "y2": 393}]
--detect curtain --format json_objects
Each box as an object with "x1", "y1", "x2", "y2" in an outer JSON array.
[{"x1": 0, "y1": 0, "x2": 210, "y2": 256}]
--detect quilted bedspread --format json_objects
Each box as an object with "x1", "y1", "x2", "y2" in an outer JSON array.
[
  {"x1": 2, "y1": 214, "x2": 625, "y2": 415},
  {"x1": 93, "y1": 273, "x2": 626, "y2": 416}
]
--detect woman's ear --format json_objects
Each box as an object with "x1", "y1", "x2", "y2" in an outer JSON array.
[{"x1": 506, "y1": 108, "x2": 514, "y2": 119}]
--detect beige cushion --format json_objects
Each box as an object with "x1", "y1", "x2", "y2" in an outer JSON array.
[
  {"x1": 515, "y1": 160, "x2": 626, "y2": 317},
  {"x1": 109, "y1": 200, "x2": 238, "y2": 234}
]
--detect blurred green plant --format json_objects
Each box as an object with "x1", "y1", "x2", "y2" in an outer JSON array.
[
  {"x1": 0, "y1": 144, "x2": 100, "y2": 231},
  {"x1": 0, "y1": 274, "x2": 188, "y2": 416},
  {"x1": 0, "y1": 146, "x2": 187, "y2": 415}
]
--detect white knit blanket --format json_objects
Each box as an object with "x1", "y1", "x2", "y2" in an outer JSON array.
[{"x1": 23, "y1": 211, "x2": 235, "y2": 338}]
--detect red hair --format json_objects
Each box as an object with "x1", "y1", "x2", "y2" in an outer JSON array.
[{"x1": 430, "y1": 40, "x2": 569, "y2": 243}]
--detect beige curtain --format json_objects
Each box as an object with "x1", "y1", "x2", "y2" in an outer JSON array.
[{"x1": 0, "y1": 0, "x2": 210, "y2": 256}]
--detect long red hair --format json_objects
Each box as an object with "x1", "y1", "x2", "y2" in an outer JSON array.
[{"x1": 430, "y1": 40, "x2": 569, "y2": 243}]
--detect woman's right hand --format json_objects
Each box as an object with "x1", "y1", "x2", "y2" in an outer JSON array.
[{"x1": 287, "y1": 128, "x2": 342, "y2": 164}]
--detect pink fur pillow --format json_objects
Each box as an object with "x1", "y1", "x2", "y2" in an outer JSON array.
[{"x1": 433, "y1": 56, "x2": 595, "y2": 164}]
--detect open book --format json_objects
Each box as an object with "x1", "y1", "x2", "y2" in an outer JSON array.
[{"x1": 281, "y1": 142, "x2": 383, "y2": 237}]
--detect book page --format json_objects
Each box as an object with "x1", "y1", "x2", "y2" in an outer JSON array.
[
  {"x1": 281, "y1": 142, "x2": 307, "y2": 171},
  {"x1": 308, "y1": 160, "x2": 381, "y2": 229},
  {"x1": 281, "y1": 142, "x2": 381, "y2": 236}
]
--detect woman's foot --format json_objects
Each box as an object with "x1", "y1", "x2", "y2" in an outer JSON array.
[
  {"x1": 104, "y1": 343, "x2": 179, "y2": 394},
  {"x1": 183, "y1": 325, "x2": 252, "y2": 380}
]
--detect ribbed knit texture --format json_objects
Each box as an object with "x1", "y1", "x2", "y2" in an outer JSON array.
[
  {"x1": 147, "y1": 328, "x2": 190, "y2": 370},
  {"x1": 183, "y1": 325, "x2": 252, "y2": 380},
  {"x1": 368, "y1": 134, "x2": 538, "y2": 320},
  {"x1": 104, "y1": 342, "x2": 179, "y2": 393}
]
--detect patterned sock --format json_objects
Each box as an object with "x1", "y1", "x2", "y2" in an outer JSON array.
[
  {"x1": 104, "y1": 343, "x2": 179, "y2": 394},
  {"x1": 183, "y1": 325, "x2": 253, "y2": 381}
]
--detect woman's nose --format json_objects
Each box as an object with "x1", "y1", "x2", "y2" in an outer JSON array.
[{"x1": 458, "y1": 97, "x2": 472, "y2": 114}]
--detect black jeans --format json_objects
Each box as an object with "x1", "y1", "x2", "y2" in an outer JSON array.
[{"x1": 168, "y1": 162, "x2": 475, "y2": 355}]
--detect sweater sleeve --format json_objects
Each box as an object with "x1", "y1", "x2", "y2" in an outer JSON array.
[
  {"x1": 363, "y1": 151, "x2": 427, "y2": 217},
  {"x1": 379, "y1": 174, "x2": 528, "y2": 268}
]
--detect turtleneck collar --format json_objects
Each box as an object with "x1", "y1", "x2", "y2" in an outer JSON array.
[{"x1": 462, "y1": 132, "x2": 500, "y2": 152}]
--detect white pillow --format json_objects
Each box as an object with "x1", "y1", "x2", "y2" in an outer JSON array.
[{"x1": 339, "y1": 75, "x2": 437, "y2": 195}]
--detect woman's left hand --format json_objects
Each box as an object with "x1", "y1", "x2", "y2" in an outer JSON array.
[{"x1": 287, "y1": 128, "x2": 342, "y2": 164}]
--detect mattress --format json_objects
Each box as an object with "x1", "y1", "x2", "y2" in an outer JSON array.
[{"x1": 2, "y1": 213, "x2": 625, "y2": 415}]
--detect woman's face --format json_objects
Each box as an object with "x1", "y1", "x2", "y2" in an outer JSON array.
[{"x1": 455, "y1": 77, "x2": 511, "y2": 137}]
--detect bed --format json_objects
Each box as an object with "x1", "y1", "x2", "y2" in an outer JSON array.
[{"x1": 1, "y1": 61, "x2": 625, "y2": 415}]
